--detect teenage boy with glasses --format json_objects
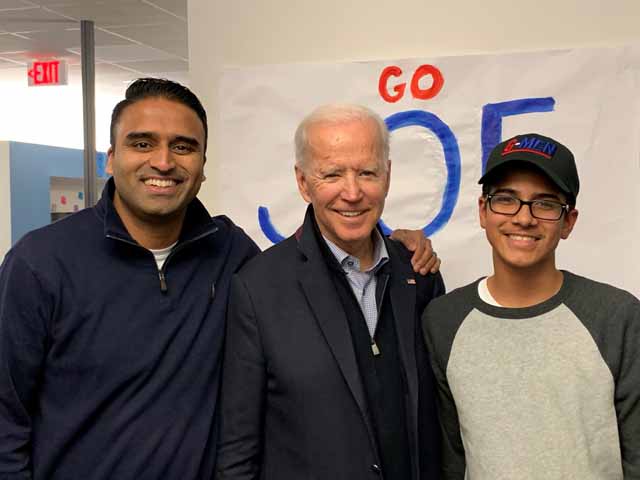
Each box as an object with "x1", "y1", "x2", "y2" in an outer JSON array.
[{"x1": 422, "y1": 133, "x2": 640, "y2": 480}]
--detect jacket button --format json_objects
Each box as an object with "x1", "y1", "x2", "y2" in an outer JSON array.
[{"x1": 371, "y1": 464, "x2": 382, "y2": 474}]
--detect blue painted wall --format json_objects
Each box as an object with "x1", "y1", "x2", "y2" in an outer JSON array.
[{"x1": 9, "y1": 142, "x2": 107, "y2": 244}]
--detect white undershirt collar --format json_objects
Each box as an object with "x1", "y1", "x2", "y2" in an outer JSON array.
[
  {"x1": 478, "y1": 277, "x2": 503, "y2": 307},
  {"x1": 148, "y1": 241, "x2": 178, "y2": 270}
]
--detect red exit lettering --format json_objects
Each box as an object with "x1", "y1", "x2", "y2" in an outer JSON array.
[
  {"x1": 28, "y1": 61, "x2": 60, "y2": 85},
  {"x1": 378, "y1": 64, "x2": 445, "y2": 103}
]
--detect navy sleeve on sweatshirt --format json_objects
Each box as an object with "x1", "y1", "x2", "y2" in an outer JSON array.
[{"x1": 0, "y1": 250, "x2": 53, "y2": 480}]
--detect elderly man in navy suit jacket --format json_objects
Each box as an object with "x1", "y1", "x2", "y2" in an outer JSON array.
[{"x1": 216, "y1": 104, "x2": 444, "y2": 480}]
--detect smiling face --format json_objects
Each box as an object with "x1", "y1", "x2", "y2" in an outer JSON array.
[
  {"x1": 479, "y1": 166, "x2": 578, "y2": 276},
  {"x1": 295, "y1": 118, "x2": 390, "y2": 259},
  {"x1": 106, "y1": 97, "x2": 206, "y2": 230}
]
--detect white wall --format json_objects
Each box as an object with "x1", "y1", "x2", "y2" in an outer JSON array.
[
  {"x1": 188, "y1": 0, "x2": 640, "y2": 211},
  {"x1": 0, "y1": 67, "x2": 125, "y2": 152}
]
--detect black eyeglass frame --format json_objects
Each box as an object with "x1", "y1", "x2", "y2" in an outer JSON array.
[{"x1": 486, "y1": 194, "x2": 571, "y2": 221}]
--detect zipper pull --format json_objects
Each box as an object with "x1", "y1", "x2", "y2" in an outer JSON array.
[
  {"x1": 371, "y1": 341, "x2": 381, "y2": 356},
  {"x1": 158, "y1": 270, "x2": 168, "y2": 293}
]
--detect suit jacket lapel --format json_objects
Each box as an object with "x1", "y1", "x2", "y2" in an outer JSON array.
[
  {"x1": 297, "y1": 262, "x2": 370, "y2": 414},
  {"x1": 385, "y1": 238, "x2": 420, "y2": 477},
  {"x1": 295, "y1": 208, "x2": 373, "y2": 439},
  {"x1": 386, "y1": 239, "x2": 418, "y2": 403}
]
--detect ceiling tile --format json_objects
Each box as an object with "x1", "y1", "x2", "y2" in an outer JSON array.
[
  {"x1": 112, "y1": 58, "x2": 187, "y2": 73},
  {"x1": 0, "y1": 50, "x2": 36, "y2": 63},
  {"x1": 46, "y1": 0, "x2": 179, "y2": 27},
  {"x1": 23, "y1": 26, "x2": 135, "y2": 54},
  {"x1": 0, "y1": 0, "x2": 188, "y2": 92},
  {"x1": 0, "y1": 32, "x2": 29, "y2": 52},
  {"x1": 0, "y1": 58, "x2": 22, "y2": 68},
  {"x1": 141, "y1": 0, "x2": 186, "y2": 20},
  {"x1": 100, "y1": 44, "x2": 176, "y2": 62},
  {"x1": 70, "y1": 61, "x2": 136, "y2": 78},
  {"x1": 0, "y1": 6, "x2": 74, "y2": 32},
  {"x1": 0, "y1": 51, "x2": 68, "y2": 65},
  {"x1": 67, "y1": 60, "x2": 188, "y2": 91},
  {"x1": 21, "y1": 1, "x2": 87, "y2": 6},
  {"x1": 101, "y1": 22, "x2": 186, "y2": 58},
  {"x1": 66, "y1": 43, "x2": 178, "y2": 63},
  {"x1": 0, "y1": 1, "x2": 36, "y2": 9}
]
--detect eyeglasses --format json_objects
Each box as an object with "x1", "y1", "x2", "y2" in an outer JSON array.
[{"x1": 486, "y1": 194, "x2": 570, "y2": 221}]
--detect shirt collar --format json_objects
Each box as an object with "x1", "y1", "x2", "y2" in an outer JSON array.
[
  {"x1": 322, "y1": 228, "x2": 389, "y2": 273},
  {"x1": 100, "y1": 177, "x2": 219, "y2": 245}
]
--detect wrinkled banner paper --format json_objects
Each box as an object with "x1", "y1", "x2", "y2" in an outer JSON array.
[{"x1": 215, "y1": 45, "x2": 640, "y2": 295}]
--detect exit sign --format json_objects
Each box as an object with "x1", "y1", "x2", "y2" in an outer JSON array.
[{"x1": 27, "y1": 60, "x2": 68, "y2": 86}]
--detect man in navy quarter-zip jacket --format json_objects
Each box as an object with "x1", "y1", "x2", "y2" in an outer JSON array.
[
  {"x1": 0, "y1": 78, "x2": 263, "y2": 480},
  {"x1": 0, "y1": 79, "x2": 439, "y2": 480}
]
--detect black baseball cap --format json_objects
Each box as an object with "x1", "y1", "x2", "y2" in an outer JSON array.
[{"x1": 478, "y1": 133, "x2": 580, "y2": 200}]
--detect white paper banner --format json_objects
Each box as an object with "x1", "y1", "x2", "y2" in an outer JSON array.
[{"x1": 215, "y1": 46, "x2": 640, "y2": 296}]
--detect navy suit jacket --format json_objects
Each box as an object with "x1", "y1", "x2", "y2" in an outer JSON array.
[{"x1": 216, "y1": 207, "x2": 444, "y2": 480}]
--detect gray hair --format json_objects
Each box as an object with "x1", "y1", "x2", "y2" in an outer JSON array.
[{"x1": 294, "y1": 103, "x2": 390, "y2": 171}]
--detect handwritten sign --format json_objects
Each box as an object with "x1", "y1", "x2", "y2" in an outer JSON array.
[{"x1": 214, "y1": 46, "x2": 640, "y2": 295}]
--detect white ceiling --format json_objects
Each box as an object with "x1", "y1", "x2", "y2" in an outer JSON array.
[{"x1": 0, "y1": 0, "x2": 189, "y2": 89}]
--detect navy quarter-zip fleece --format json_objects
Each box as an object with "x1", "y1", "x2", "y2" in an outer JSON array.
[{"x1": 0, "y1": 179, "x2": 260, "y2": 480}]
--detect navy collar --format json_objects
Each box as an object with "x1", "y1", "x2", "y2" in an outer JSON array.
[{"x1": 96, "y1": 177, "x2": 218, "y2": 246}]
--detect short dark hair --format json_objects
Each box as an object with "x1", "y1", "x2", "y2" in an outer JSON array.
[
  {"x1": 481, "y1": 163, "x2": 576, "y2": 207},
  {"x1": 109, "y1": 78, "x2": 208, "y2": 153}
]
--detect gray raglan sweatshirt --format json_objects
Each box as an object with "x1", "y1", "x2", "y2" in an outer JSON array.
[{"x1": 422, "y1": 271, "x2": 640, "y2": 480}]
